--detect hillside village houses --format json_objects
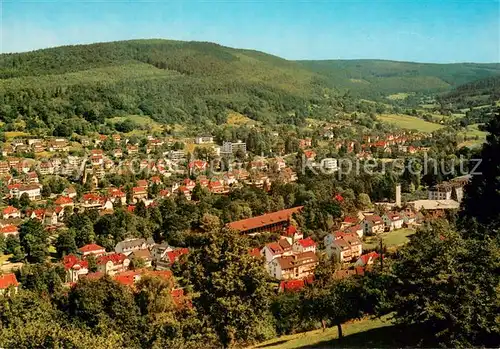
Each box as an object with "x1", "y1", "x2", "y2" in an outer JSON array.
[{"x1": 0, "y1": 127, "x2": 440, "y2": 293}]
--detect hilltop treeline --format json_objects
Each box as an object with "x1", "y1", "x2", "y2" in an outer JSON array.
[
  {"x1": 437, "y1": 75, "x2": 500, "y2": 109},
  {"x1": 0, "y1": 40, "x2": 338, "y2": 133}
]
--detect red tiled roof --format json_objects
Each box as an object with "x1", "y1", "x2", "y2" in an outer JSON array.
[
  {"x1": 0, "y1": 273, "x2": 19, "y2": 289},
  {"x1": 0, "y1": 225, "x2": 18, "y2": 234},
  {"x1": 63, "y1": 254, "x2": 89, "y2": 270},
  {"x1": 364, "y1": 215, "x2": 383, "y2": 224},
  {"x1": 228, "y1": 206, "x2": 303, "y2": 232},
  {"x1": 82, "y1": 193, "x2": 101, "y2": 202},
  {"x1": 297, "y1": 237, "x2": 316, "y2": 248},
  {"x1": 55, "y1": 196, "x2": 73, "y2": 205},
  {"x1": 343, "y1": 216, "x2": 357, "y2": 224},
  {"x1": 166, "y1": 248, "x2": 189, "y2": 264},
  {"x1": 358, "y1": 251, "x2": 380, "y2": 265},
  {"x1": 248, "y1": 248, "x2": 261, "y2": 258},
  {"x1": 3, "y1": 206, "x2": 18, "y2": 215},
  {"x1": 96, "y1": 253, "x2": 127, "y2": 265},
  {"x1": 266, "y1": 242, "x2": 284, "y2": 255},
  {"x1": 79, "y1": 244, "x2": 105, "y2": 253},
  {"x1": 282, "y1": 225, "x2": 298, "y2": 237}
]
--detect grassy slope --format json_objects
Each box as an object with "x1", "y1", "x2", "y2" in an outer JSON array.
[
  {"x1": 251, "y1": 316, "x2": 400, "y2": 349},
  {"x1": 377, "y1": 114, "x2": 443, "y2": 132}
]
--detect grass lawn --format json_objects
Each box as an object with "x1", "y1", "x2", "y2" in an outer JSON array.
[
  {"x1": 363, "y1": 228, "x2": 415, "y2": 250},
  {"x1": 378, "y1": 114, "x2": 443, "y2": 133},
  {"x1": 251, "y1": 316, "x2": 395, "y2": 349},
  {"x1": 0, "y1": 253, "x2": 12, "y2": 265},
  {"x1": 109, "y1": 115, "x2": 164, "y2": 134}
]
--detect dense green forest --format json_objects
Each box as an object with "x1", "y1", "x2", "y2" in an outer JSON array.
[
  {"x1": 1, "y1": 39, "x2": 499, "y2": 134},
  {"x1": 437, "y1": 74, "x2": 500, "y2": 109},
  {"x1": 298, "y1": 59, "x2": 500, "y2": 98}
]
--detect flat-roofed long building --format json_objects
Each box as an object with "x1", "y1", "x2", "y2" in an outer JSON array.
[{"x1": 228, "y1": 206, "x2": 303, "y2": 235}]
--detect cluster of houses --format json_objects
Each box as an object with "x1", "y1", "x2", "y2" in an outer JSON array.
[{"x1": 63, "y1": 238, "x2": 189, "y2": 283}]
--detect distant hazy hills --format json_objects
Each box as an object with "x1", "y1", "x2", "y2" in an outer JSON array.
[{"x1": 0, "y1": 39, "x2": 499, "y2": 128}]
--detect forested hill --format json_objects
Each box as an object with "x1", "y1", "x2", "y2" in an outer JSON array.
[
  {"x1": 297, "y1": 59, "x2": 500, "y2": 98},
  {"x1": 0, "y1": 39, "x2": 335, "y2": 132},
  {"x1": 1, "y1": 39, "x2": 499, "y2": 134},
  {"x1": 437, "y1": 75, "x2": 500, "y2": 108}
]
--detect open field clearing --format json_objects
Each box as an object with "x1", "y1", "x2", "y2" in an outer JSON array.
[
  {"x1": 363, "y1": 228, "x2": 416, "y2": 250},
  {"x1": 378, "y1": 114, "x2": 443, "y2": 132},
  {"x1": 227, "y1": 111, "x2": 259, "y2": 126}
]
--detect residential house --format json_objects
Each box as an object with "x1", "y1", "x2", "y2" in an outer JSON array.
[
  {"x1": 132, "y1": 187, "x2": 148, "y2": 202},
  {"x1": 292, "y1": 237, "x2": 317, "y2": 254},
  {"x1": 280, "y1": 225, "x2": 303, "y2": 245},
  {"x1": 177, "y1": 186, "x2": 191, "y2": 200},
  {"x1": 194, "y1": 135, "x2": 214, "y2": 144},
  {"x1": 363, "y1": 215, "x2": 385, "y2": 235},
  {"x1": 115, "y1": 237, "x2": 155, "y2": 256},
  {"x1": 78, "y1": 244, "x2": 106, "y2": 257},
  {"x1": 269, "y1": 251, "x2": 318, "y2": 280},
  {"x1": 0, "y1": 273, "x2": 19, "y2": 296},
  {"x1": 0, "y1": 224, "x2": 19, "y2": 237},
  {"x1": 355, "y1": 251, "x2": 381, "y2": 267},
  {"x1": 43, "y1": 209, "x2": 58, "y2": 226},
  {"x1": 2, "y1": 206, "x2": 20, "y2": 219},
  {"x1": 11, "y1": 184, "x2": 42, "y2": 200},
  {"x1": 165, "y1": 247, "x2": 189, "y2": 266},
  {"x1": 183, "y1": 178, "x2": 196, "y2": 191},
  {"x1": 96, "y1": 253, "x2": 130, "y2": 275},
  {"x1": 209, "y1": 180, "x2": 226, "y2": 194},
  {"x1": 402, "y1": 210, "x2": 417, "y2": 226},
  {"x1": 261, "y1": 239, "x2": 293, "y2": 263},
  {"x1": 25, "y1": 171, "x2": 39, "y2": 184},
  {"x1": 324, "y1": 232, "x2": 363, "y2": 263},
  {"x1": 344, "y1": 224, "x2": 364, "y2": 238},
  {"x1": 382, "y1": 212, "x2": 404, "y2": 231},
  {"x1": 62, "y1": 186, "x2": 77, "y2": 199},
  {"x1": 108, "y1": 188, "x2": 127, "y2": 205},
  {"x1": 63, "y1": 254, "x2": 89, "y2": 283},
  {"x1": 299, "y1": 138, "x2": 312, "y2": 148},
  {"x1": 54, "y1": 196, "x2": 74, "y2": 208},
  {"x1": 188, "y1": 160, "x2": 208, "y2": 173},
  {"x1": 129, "y1": 249, "x2": 153, "y2": 268},
  {"x1": 39, "y1": 162, "x2": 55, "y2": 175}
]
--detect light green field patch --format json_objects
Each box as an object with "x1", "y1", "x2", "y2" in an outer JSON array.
[
  {"x1": 227, "y1": 112, "x2": 259, "y2": 126},
  {"x1": 4, "y1": 131, "x2": 29, "y2": 139},
  {"x1": 386, "y1": 92, "x2": 411, "y2": 100},
  {"x1": 109, "y1": 115, "x2": 164, "y2": 135},
  {"x1": 349, "y1": 78, "x2": 370, "y2": 84},
  {"x1": 378, "y1": 114, "x2": 443, "y2": 133},
  {"x1": 363, "y1": 228, "x2": 416, "y2": 250}
]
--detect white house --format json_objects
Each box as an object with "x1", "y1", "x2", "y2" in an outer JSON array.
[
  {"x1": 115, "y1": 237, "x2": 155, "y2": 256},
  {"x1": 383, "y1": 212, "x2": 404, "y2": 231},
  {"x1": 292, "y1": 237, "x2": 317, "y2": 254},
  {"x1": 363, "y1": 215, "x2": 385, "y2": 235}
]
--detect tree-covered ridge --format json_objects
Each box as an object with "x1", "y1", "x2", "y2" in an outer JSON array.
[
  {"x1": 0, "y1": 40, "x2": 336, "y2": 131},
  {"x1": 297, "y1": 59, "x2": 500, "y2": 97},
  {"x1": 438, "y1": 74, "x2": 500, "y2": 109}
]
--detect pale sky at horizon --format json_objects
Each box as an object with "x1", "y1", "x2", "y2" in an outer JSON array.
[{"x1": 1, "y1": 0, "x2": 499, "y2": 63}]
